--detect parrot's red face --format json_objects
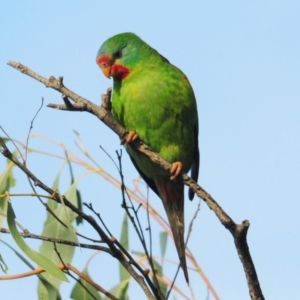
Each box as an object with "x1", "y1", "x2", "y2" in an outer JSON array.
[{"x1": 96, "y1": 54, "x2": 129, "y2": 80}]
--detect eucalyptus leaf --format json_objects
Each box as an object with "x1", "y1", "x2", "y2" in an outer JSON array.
[
  {"x1": 7, "y1": 201, "x2": 67, "y2": 282},
  {"x1": 70, "y1": 267, "x2": 102, "y2": 300},
  {"x1": 0, "y1": 159, "x2": 15, "y2": 230},
  {"x1": 38, "y1": 176, "x2": 79, "y2": 298},
  {"x1": 0, "y1": 253, "x2": 8, "y2": 273},
  {"x1": 102, "y1": 280, "x2": 129, "y2": 300},
  {"x1": 119, "y1": 212, "x2": 130, "y2": 286},
  {"x1": 159, "y1": 231, "x2": 168, "y2": 261}
]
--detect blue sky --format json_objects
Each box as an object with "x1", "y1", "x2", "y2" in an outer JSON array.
[{"x1": 1, "y1": 1, "x2": 299, "y2": 299}]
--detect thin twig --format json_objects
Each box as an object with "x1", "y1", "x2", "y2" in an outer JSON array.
[
  {"x1": 25, "y1": 97, "x2": 44, "y2": 164},
  {"x1": 186, "y1": 198, "x2": 201, "y2": 247},
  {"x1": 0, "y1": 228, "x2": 110, "y2": 252}
]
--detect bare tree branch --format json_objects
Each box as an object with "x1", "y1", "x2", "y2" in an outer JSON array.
[{"x1": 6, "y1": 60, "x2": 264, "y2": 300}]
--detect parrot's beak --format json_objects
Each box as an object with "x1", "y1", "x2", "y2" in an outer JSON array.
[
  {"x1": 97, "y1": 55, "x2": 113, "y2": 78},
  {"x1": 99, "y1": 61, "x2": 112, "y2": 78}
]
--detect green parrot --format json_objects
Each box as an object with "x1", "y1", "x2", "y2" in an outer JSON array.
[{"x1": 96, "y1": 33, "x2": 199, "y2": 283}]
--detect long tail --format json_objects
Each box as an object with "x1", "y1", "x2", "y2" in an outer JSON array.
[{"x1": 155, "y1": 179, "x2": 189, "y2": 283}]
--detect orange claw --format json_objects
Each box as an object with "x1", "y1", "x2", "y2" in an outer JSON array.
[
  {"x1": 121, "y1": 130, "x2": 138, "y2": 145},
  {"x1": 170, "y1": 161, "x2": 183, "y2": 180}
]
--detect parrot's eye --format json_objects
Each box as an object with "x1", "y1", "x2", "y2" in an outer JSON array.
[{"x1": 114, "y1": 50, "x2": 122, "y2": 59}]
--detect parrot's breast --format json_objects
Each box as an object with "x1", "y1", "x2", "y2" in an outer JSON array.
[{"x1": 112, "y1": 62, "x2": 198, "y2": 179}]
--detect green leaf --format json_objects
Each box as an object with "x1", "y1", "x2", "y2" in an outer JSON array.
[
  {"x1": 38, "y1": 177, "x2": 79, "y2": 298},
  {"x1": 63, "y1": 182, "x2": 81, "y2": 232},
  {"x1": 0, "y1": 253, "x2": 8, "y2": 273},
  {"x1": 6, "y1": 201, "x2": 67, "y2": 282},
  {"x1": 45, "y1": 173, "x2": 61, "y2": 217},
  {"x1": 0, "y1": 240, "x2": 61, "y2": 299},
  {"x1": 37, "y1": 277, "x2": 62, "y2": 300},
  {"x1": 75, "y1": 189, "x2": 82, "y2": 225},
  {"x1": 159, "y1": 231, "x2": 168, "y2": 261},
  {"x1": 0, "y1": 159, "x2": 15, "y2": 231},
  {"x1": 70, "y1": 267, "x2": 102, "y2": 300},
  {"x1": 1, "y1": 239, "x2": 35, "y2": 270},
  {"x1": 120, "y1": 213, "x2": 129, "y2": 251},
  {"x1": 102, "y1": 280, "x2": 129, "y2": 300},
  {"x1": 66, "y1": 151, "x2": 82, "y2": 225},
  {"x1": 119, "y1": 212, "x2": 130, "y2": 296},
  {"x1": 52, "y1": 172, "x2": 61, "y2": 196}
]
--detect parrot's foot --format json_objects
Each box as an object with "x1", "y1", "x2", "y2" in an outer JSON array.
[
  {"x1": 170, "y1": 162, "x2": 183, "y2": 180},
  {"x1": 121, "y1": 131, "x2": 138, "y2": 145}
]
